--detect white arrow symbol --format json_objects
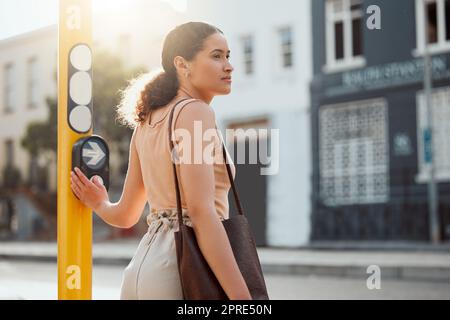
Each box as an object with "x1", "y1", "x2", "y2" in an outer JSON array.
[{"x1": 82, "y1": 141, "x2": 105, "y2": 166}]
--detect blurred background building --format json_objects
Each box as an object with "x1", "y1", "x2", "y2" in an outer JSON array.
[
  {"x1": 310, "y1": 0, "x2": 450, "y2": 242},
  {"x1": 1, "y1": 0, "x2": 449, "y2": 247},
  {"x1": 0, "y1": 0, "x2": 185, "y2": 193},
  {"x1": 0, "y1": 0, "x2": 187, "y2": 240},
  {"x1": 187, "y1": 0, "x2": 312, "y2": 247},
  {"x1": 0, "y1": 26, "x2": 57, "y2": 192}
]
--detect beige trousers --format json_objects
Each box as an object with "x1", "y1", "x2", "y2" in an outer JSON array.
[{"x1": 119, "y1": 208, "x2": 192, "y2": 300}]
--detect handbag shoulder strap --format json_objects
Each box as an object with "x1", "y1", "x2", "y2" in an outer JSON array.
[
  {"x1": 216, "y1": 125, "x2": 245, "y2": 217},
  {"x1": 167, "y1": 98, "x2": 245, "y2": 228}
]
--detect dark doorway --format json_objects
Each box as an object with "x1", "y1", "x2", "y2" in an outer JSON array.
[{"x1": 226, "y1": 118, "x2": 269, "y2": 246}]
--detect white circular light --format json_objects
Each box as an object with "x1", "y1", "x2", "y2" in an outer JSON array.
[
  {"x1": 69, "y1": 71, "x2": 92, "y2": 105},
  {"x1": 70, "y1": 44, "x2": 92, "y2": 71},
  {"x1": 69, "y1": 105, "x2": 92, "y2": 132}
]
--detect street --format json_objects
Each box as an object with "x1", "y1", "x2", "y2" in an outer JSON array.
[{"x1": 0, "y1": 260, "x2": 449, "y2": 300}]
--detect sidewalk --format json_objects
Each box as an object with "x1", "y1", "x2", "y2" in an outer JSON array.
[{"x1": 1, "y1": 240, "x2": 450, "y2": 282}]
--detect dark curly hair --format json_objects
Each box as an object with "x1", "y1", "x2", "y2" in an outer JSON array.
[{"x1": 116, "y1": 21, "x2": 223, "y2": 128}]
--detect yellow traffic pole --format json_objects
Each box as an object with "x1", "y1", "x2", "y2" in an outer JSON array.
[{"x1": 57, "y1": 0, "x2": 93, "y2": 300}]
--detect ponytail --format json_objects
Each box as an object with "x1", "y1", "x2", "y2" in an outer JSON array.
[
  {"x1": 138, "y1": 69, "x2": 179, "y2": 113},
  {"x1": 115, "y1": 68, "x2": 179, "y2": 129}
]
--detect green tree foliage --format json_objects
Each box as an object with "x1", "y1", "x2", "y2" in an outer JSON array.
[{"x1": 21, "y1": 96, "x2": 57, "y2": 156}]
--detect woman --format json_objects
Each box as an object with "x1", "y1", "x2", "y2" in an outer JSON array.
[{"x1": 69, "y1": 22, "x2": 252, "y2": 300}]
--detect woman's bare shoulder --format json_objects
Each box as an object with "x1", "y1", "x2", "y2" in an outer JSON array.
[{"x1": 175, "y1": 99, "x2": 216, "y2": 129}]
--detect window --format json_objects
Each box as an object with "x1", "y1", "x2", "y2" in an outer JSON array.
[
  {"x1": 5, "y1": 139, "x2": 14, "y2": 166},
  {"x1": 325, "y1": 0, "x2": 365, "y2": 72},
  {"x1": 415, "y1": 0, "x2": 450, "y2": 54},
  {"x1": 278, "y1": 27, "x2": 293, "y2": 69},
  {"x1": 27, "y1": 57, "x2": 39, "y2": 109},
  {"x1": 416, "y1": 86, "x2": 450, "y2": 181},
  {"x1": 3, "y1": 63, "x2": 14, "y2": 114},
  {"x1": 241, "y1": 35, "x2": 254, "y2": 75},
  {"x1": 319, "y1": 98, "x2": 389, "y2": 206},
  {"x1": 428, "y1": 1, "x2": 438, "y2": 43}
]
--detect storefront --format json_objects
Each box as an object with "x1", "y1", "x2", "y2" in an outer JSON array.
[{"x1": 310, "y1": 0, "x2": 450, "y2": 241}]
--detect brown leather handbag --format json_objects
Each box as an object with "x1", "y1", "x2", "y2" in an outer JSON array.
[{"x1": 168, "y1": 98, "x2": 269, "y2": 300}]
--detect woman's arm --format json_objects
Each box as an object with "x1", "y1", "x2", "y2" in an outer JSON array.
[
  {"x1": 175, "y1": 101, "x2": 252, "y2": 300},
  {"x1": 70, "y1": 127, "x2": 148, "y2": 228}
]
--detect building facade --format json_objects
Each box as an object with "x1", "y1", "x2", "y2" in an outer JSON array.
[
  {"x1": 311, "y1": 0, "x2": 450, "y2": 242},
  {"x1": 0, "y1": 0, "x2": 186, "y2": 193},
  {"x1": 187, "y1": 0, "x2": 313, "y2": 247},
  {"x1": 0, "y1": 25, "x2": 58, "y2": 191}
]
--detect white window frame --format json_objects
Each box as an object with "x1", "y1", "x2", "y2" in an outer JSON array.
[
  {"x1": 270, "y1": 24, "x2": 296, "y2": 82},
  {"x1": 324, "y1": 0, "x2": 366, "y2": 73},
  {"x1": 27, "y1": 57, "x2": 39, "y2": 109},
  {"x1": 241, "y1": 35, "x2": 254, "y2": 76},
  {"x1": 416, "y1": 86, "x2": 450, "y2": 182},
  {"x1": 414, "y1": 0, "x2": 450, "y2": 56},
  {"x1": 278, "y1": 26, "x2": 293, "y2": 70},
  {"x1": 3, "y1": 63, "x2": 14, "y2": 114}
]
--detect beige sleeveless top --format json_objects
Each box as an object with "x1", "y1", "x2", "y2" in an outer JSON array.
[{"x1": 133, "y1": 98, "x2": 236, "y2": 220}]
